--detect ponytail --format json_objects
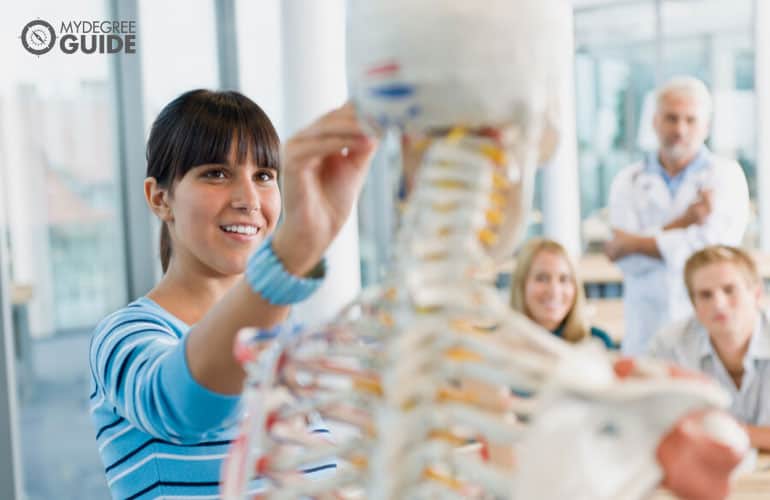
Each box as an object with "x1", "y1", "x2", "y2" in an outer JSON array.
[{"x1": 160, "y1": 223, "x2": 172, "y2": 273}]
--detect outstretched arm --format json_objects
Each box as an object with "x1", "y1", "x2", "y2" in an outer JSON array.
[{"x1": 186, "y1": 103, "x2": 376, "y2": 394}]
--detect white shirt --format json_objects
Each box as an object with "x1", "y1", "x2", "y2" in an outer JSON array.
[
  {"x1": 608, "y1": 150, "x2": 750, "y2": 355},
  {"x1": 647, "y1": 310, "x2": 770, "y2": 426}
]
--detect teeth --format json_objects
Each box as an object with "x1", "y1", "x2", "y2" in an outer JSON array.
[{"x1": 222, "y1": 225, "x2": 258, "y2": 235}]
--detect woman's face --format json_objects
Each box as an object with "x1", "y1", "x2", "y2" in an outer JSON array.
[
  {"x1": 166, "y1": 149, "x2": 281, "y2": 277},
  {"x1": 523, "y1": 250, "x2": 576, "y2": 331}
]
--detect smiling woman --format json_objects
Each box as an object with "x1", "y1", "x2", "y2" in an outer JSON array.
[
  {"x1": 143, "y1": 89, "x2": 280, "y2": 274},
  {"x1": 87, "y1": 89, "x2": 376, "y2": 499},
  {"x1": 159, "y1": 156, "x2": 280, "y2": 277},
  {"x1": 511, "y1": 237, "x2": 617, "y2": 349}
]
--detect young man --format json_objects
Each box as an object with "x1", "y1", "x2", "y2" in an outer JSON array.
[{"x1": 648, "y1": 245, "x2": 770, "y2": 450}]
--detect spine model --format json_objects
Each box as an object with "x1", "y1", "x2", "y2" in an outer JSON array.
[{"x1": 221, "y1": 131, "x2": 731, "y2": 499}]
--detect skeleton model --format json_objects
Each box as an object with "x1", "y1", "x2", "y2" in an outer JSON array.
[{"x1": 222, "y1": 1, "x2": 748, "y2": 498}]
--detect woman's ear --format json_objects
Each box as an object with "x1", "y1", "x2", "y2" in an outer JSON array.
[{"x1": 144, "y1": 177, "x2": 173, "y2": 222}]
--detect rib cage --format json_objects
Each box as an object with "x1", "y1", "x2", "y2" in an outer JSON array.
[{"x1": 221, "y1": 135, "x2": 729, "y2": 499}]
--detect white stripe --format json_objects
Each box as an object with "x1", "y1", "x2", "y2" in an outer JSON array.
[
  {"x1": 89, "y1": 393, "x2": 105, "y2": 414},
  {"x1": 104, "y1": 336, "x2": 162, "y2": 422},
  {"x1": 104, "y1": 336, "x2": 155, "y2": 371},
  {"x1": 98, "y1": 424, "x2": 134, "y2": 453},
  {"x1": 158, "y1": 495, "x2": 221, "y2": 499},
  {"x1": 108, "y1": 453, "x2": 227, "y2": 486},
  {"x1": 97, "y1": 323, "x2": 176, "y2": 377},
  {"x1": 95, "y1": 334, "x2": 155, "y2": 406},
  {"x1": 96, "y1": 319, "x2": 159, "y2": 360},
  {"x1": 134, "y1": 350, "x2": 173, "y2": 433},
  {"x1": 158, "y1": 486, "x2": 266, "y2": 500}
]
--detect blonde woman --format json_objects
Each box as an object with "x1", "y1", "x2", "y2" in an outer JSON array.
[{"x1": 511, "y1": 238, "x2": 617, "y2": 349}]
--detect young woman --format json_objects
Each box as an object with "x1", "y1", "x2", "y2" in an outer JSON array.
[
  {"x1": 88, "y1": 89, "x2": 375, "y2": 499},
  {"x1": 510, "y1": 238, "x2": 618, "y2": 349}
]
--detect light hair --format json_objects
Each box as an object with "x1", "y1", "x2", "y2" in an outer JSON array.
[
  {"x1": 655, "y1": 75, "x2": 712, "y2": 119},
  {"x1": 684, "y1": 245, "x2": 760, "y2": 302},
  {"x1": 510, "y1": 238, "x2": 590, "y2": 343}
]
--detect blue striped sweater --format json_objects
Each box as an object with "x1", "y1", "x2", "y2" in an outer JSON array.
[{"x1": 88, "y1": 297, "x2": 333, "y2": 499}]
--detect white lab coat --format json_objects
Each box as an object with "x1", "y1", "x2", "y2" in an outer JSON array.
[{"x1": 608, "y1": 153, "x2": 749, "y2": 355}]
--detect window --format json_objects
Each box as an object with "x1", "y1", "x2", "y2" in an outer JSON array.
[
  {"x1": 574, "y1": 0, "x2": 757, "y2": 250},
  {"x1": 1, "y1": 1, "x2": 127, "y2": 497}
]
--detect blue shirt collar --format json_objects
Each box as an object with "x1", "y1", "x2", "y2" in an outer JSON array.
[{"x1": 645, "y1": 146, "x2": 711, "y2": 196}]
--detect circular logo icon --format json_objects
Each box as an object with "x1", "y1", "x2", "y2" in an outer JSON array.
[{"x1": 21, "y1": 20, "x2": 56, "y2": 55}]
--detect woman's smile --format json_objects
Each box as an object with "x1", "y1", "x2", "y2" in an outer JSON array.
[{"x1": 220, "y1": 223, "x2": 262, "y2": 242}]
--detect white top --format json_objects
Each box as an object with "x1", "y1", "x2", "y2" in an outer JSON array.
[{"x1": 647, "y1": 310, "x2": 770, "y2": 426}]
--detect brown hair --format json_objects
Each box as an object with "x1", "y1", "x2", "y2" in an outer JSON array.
[
  {"x1": 510, "y1": 238, "x2": 590, "y2": 342},
  {"x1": 684, "y1": 245, "x2": 759, "y2": 301},
  {"x1": 145, "y1": 89, "x2": 280, "y2": 272}
]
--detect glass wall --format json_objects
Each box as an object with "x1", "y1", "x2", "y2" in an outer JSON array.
[
  {"x1": 575, "y1": 0, "x2": 756, "y2": 251},
  {"x1": 138, "y1": 0, "x2": 219, "y2": 131},
  {"x1": 235, "y1": 0, "x2": 284, "y2": 136},
  {"x1": 1, "y1": 0, "x2": 222, "y2": 497},
  {"x1": 1, "y1": 1, "x2": 126, "y2": 497}
]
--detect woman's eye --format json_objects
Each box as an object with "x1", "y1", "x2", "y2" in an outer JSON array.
[
  {"x1": 203, "y1": 169, "x2": 227, "y2": 179},
  {"x1": 256, "y1": 171, "x2": 275, "y2": 182}
]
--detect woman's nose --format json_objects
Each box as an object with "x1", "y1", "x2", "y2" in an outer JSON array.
[
  {"x1": 231, "y1": 180, "x2": 260, "y2": 213},
  {"x1": 542, "y1": 283, "x2": 557, "y2": 298}
]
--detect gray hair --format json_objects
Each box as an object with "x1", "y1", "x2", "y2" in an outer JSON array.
[{"x1": 655, "y1": 76, "x2": 712, "y2": 119}]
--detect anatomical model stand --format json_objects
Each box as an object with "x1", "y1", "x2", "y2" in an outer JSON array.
[{"x1": 222, "y1": 1, "x2": 749, "y2": 499}]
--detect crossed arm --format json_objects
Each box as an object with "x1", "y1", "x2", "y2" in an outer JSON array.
[{"x1": 604, "y1": 189, "x2": 713, "y2": 261}]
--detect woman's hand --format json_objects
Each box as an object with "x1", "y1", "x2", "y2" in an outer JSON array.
[{"x1": 272, "y1": 103, "x2": 377, "y2": 275}]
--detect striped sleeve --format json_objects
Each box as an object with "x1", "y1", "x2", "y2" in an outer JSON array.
[{"x1": 89, "y1": 309, "x2": 241, "y2": 443}]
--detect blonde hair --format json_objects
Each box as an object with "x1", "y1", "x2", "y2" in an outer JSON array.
[
  {"x1": 510, "y1": 238, "x2": 590, "y2": 343},
  {"x1": 684, "y1": 245, "x2": 760, "y2": 301},
  {"x1": 656, "y1": 75, "x2": 712, "y2": 119}
]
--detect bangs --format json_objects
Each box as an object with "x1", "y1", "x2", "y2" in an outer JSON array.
[
  {"x1": 177, "y1": 93, "x2": 280, "y2": 171},
  {"x1": 147, "y1": 90, "x2": 280, "y2": 186}
]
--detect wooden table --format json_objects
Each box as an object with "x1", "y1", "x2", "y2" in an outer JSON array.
[
  {"x1": 577, "y1": 251, "x2": 770, "y2": 285},
  {"x1": 579, "y1": 253, "x2": 623, "y2": 284},
  {"x1": 585, "y1": 298, "x2": 625, "y2": 343},
  {"x1": 652, "y1": 453, "x2": 770, "y2": 499}
]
